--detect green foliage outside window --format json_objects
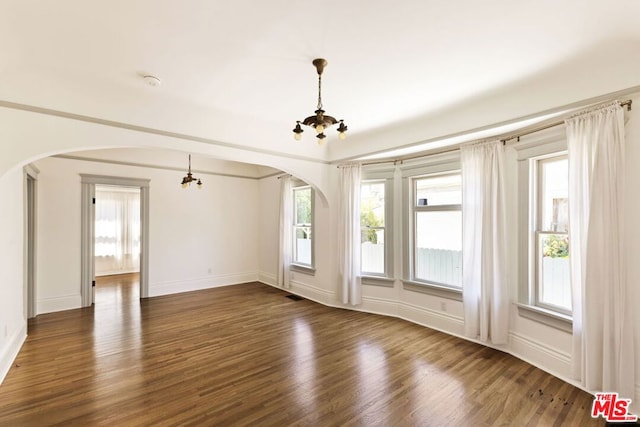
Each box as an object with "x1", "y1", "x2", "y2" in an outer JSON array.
[
  {"x1": 361, "y1": 201, "x2": 383, "y2": 244},
  {"x1": 543, "y1": 234, "x2": 569, "y2": 258}
]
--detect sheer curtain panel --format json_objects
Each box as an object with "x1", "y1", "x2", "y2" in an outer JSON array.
[
  {"x1": 278, "y1": 176, "x2": 293, "y2": 288},
  {"x1": 566, "y1": 103, "x2": 635, "y2": 399},
  {"x1": 94, "y1": 187, "x2": 141, "y2": 275},
  {"x1": 338, "y1": 163, "x2": 362, "y2": 305},
  {"x1": 461, "y1": 140, "x2": 508, "y2": 344}
]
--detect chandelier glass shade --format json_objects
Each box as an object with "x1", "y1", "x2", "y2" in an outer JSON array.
[
  {"x1": 293, "y1": 58, "x2": 347, "y2": 144},
  {"x1": 181, "y1": 154, "x2": 202, "y2": 189}
]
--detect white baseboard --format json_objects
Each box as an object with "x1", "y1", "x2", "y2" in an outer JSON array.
[
  {"x1": 96, "y1": 269, "x2": 139, "y2": 277},
  {"x1": 150, "y1": 272, "x2": 258, "y2": 297},
  {"x1": 361, "y1": 295, "x2": 399, "y2": 315},
  {"x1": 508, "y1": 331, "x2": 572, "y2": 380},
  {"x1": 397, "y1": 301, "x2": 465, "y2": 336},
  {"x1": 37, "y1": 294, "x2": 82, "y2": 314},
  {"x1": 289, "y1": 280, "x2": 334, "y2": 305},
  {"x1": 0, "y1": 322, "x2": 27, "y2": 384},
  {"x1": 258, "y1": 272, "x2": 277, "y2": 286}
]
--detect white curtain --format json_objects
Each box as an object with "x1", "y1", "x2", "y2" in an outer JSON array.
[
  {"x1": 95, "y1": 187, "x2": 140, "y2": 275},
  {"x1": 461, "y1": 140, "x2": 509, "y2": 344},
  {"x1": 277, "y1": 176, "x2": 293, "y2": 288},
  {"x1": 566, "y1": 103, "x2": 634, "y2": 399},
  {"x1": 338, "y1": 163, "x2": 362, "y2": 305}
]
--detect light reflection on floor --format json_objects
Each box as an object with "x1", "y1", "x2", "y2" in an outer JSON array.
[
  {"x1": 292, "y1": 318, "x2": 317, "y2": 413},
  {"x1": 91, "y1": 274, "x2": 143, "y2": 392}
]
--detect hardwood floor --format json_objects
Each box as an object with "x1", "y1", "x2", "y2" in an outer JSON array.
[{"x1": 0, "y1": 276, "x2": 602, "y2": 426}]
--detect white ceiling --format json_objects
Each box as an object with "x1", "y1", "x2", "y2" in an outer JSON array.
[{"x1": 2, "y1": 0, "x2": 640, "y2": 163}]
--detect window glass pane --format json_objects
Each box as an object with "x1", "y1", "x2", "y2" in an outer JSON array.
[
  {"x1": 415, "y1": 211, "x2": 462, "y2": 286},
  {"x1": 294, "y1": 226, "x2": 312, "y2": 265},
  {"x1": 361, "y1": 228, "x2": 384, "y2": 274},
  {"x1": 361, "y1": 181, "x2": 385, "y2": 226},
  {"x1": 361, "y1": 181, "x2": 385, "y2": 274},
  {"x1": 416, "y1": 175, "x2": 461, "y2": 206},
  {"x1": 294, "y1": 188, "x2": 311, "y2": 225},
  {"x1": 540, "y1": 158, "x2": 568, "y2": 232},
  {"x1": 537, "y1": 233, "x2": 571, "y2": 311}
]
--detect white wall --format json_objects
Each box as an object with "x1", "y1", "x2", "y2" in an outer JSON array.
[
  {"x1": 34, "y1": 156, "x2": 260, "y2": 312},
  {"x1": 0, "y1": 168, "x2": 27, "y2": 382}
]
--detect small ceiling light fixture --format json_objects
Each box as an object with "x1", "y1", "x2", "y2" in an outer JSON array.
[
  {"x1": 181, "y1": 154, "x2": 202, "y2": 189},
  {"x1": 143, "y1": 75, "x2": 162, "y2": 87},
  {"x1": 293, "y1": 58, "x2": 347, "y2": 144}
]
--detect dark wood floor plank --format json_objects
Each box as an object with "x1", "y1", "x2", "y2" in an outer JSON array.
[{"x1": 0, "y1": 274, "x2": 602, "y2": 426}]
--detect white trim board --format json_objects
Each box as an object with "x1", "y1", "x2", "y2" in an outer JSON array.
[
  {"x1": 150, "y1": 272, "x2": 259, "y2": 297},
  {"x1": 0, "y1": 323, "x2": 27, "y2": 384},
  {"x1": 37, "y1": 294, "x2": 82, "y2": 314}
]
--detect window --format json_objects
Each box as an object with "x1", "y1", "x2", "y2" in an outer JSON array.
[
  {"x1": 533, "y1": 155, "x2": 571, "y2": 313},
  {"x1": 412, "y1": 174, "x2": 462, "y2": 288},
  {"x1": 293, "y1": 186, "x2": 313, "y2": 266},
  {"x1": 361, "y1": 180, "x2": 386, "y2": 275}
]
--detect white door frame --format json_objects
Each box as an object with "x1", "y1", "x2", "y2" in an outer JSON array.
[
  {"x1": 80, "y1": 174, "x2": 150, "y2": 306},
  {"x1": 23, "y1": 164, "x2": 39, "y2": 318}
]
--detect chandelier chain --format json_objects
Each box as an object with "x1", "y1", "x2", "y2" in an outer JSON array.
[{"x1": 317, "y1": 74, "x2": 323, "y2": 110}]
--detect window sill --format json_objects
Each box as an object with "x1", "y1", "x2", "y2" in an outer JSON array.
[
  {"x1": 402, "y1": 280, "x2": 462, "y2": 301},
  {"x1": 515, "y1": 303, "x2": 572, "y2": 333},
  {"x1": 361, "y1": 275, "x2": 395, "y2": 287},
  {"x1": 290, "y1": 264, "x2": 315, "y2": 276}
]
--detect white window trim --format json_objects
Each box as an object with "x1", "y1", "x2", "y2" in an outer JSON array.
[
  {"x1": 514, "y1": 126, "x2": 572, "y2": 323},
  {"x1": 401, "y1": 152, "x2": 462, "y2": 297},
  {"x1": 360, "y1": 176, "x2": 394, "y2": 283},
  {"x1": 291, "y1": 183, "x2": 315, "y2": 273}
]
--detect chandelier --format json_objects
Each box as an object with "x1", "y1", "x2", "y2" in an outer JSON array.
[
  {"x1": 180, "y1": 154, "x2": 202, "y2": 189},
  {"x1": 293, "y1": 58, "x2": 347, "y2": 144}
]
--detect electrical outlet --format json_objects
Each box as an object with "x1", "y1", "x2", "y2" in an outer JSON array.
[{"x1": 440, "y1": 301, "x2": 447, "y2": 312}]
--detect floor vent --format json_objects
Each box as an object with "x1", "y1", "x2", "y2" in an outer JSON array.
[{"x1": 286, "y1": 294, "x2": 304, "y2": 301}]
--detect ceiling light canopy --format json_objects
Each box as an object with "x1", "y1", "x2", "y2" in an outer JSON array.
[
  {"x1": 181, "y1": 154, "x2": 202, "y2": 189},
  {"x1": 293, "y1": 58, "x2": 347, "y2": 144}
]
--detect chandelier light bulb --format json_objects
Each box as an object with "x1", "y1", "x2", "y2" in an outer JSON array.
[
  {"x1": 339, "y1": 131, "x2": 347, "y2": 140},
  {"x1": 182, "y1": 182, "x2": 188, "y2": 189},
  {"x1": 294, "y1": 132, "x2": 302, "y2": 141},
  {"x1": 315, "y1": 124, "x2": 324, "y2": 134}
]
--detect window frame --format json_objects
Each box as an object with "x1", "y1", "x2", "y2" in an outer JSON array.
[
  {"x1": 291, "y1": 184, "x2": 315, "y2": 273},
  {"x1": 514, "y1": 127, "x2": 572, "y2": 332},
  {"x1": 360, "y1": 178, "x2": 394, "y2": 282},
  {"x1": 410, "y1": 173, "x2": 462, "y2": 289},
  {"x1": 399, "y1": 152, "x2": 463, "y2": 300},
  {"x1": 531, "y1": 154, "x2": 571, "y2": 315}
]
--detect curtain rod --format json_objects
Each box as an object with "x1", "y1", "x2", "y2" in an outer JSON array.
[
  {"x1": 350, "y1": 99, "x2": 633, "y2": 167},
  {"x1": 500, "y1": 99, "x2": 632, "y2": 144}
]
